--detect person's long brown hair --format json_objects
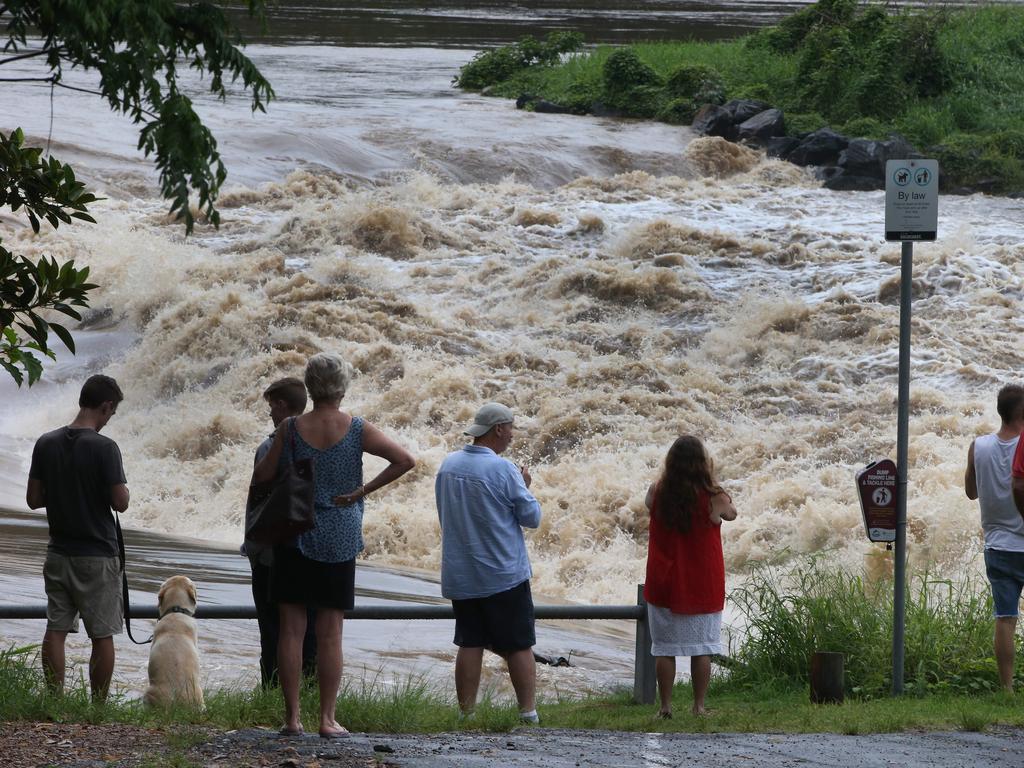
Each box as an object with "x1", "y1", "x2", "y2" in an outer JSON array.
[{"x1": 655, "y1": 435, "x2": 723, "y2": 533}]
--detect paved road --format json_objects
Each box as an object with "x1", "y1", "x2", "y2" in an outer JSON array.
[{"x1": 208, "y1": 726, "x2": 1024, "y2": 767}]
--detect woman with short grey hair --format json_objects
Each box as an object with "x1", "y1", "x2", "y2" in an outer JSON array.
[
  {"x1": 253, "y1": 351, "x2": 415, "y2": 738},
  {"x1": 304, "y1": 353, "x2": 352, "y2": 402}
]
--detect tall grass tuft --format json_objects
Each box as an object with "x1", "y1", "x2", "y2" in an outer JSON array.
[{"x1": 727, "y1": 557, "x2": 1001, "y2": 698}]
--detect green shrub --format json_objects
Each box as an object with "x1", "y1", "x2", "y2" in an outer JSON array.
[
  {"x1": 562, "y1": 78, "x2": 603, "y2": 114},
  {"x1": 840, "y1": 116, "x2": 887, "y2": 139},
  {"x1": 656, "y1": 98, "x2": 700, "y2": 124},
  {"x1": 730, "y1": 83, "x2": 772, "y2": 103},
  {"x1": 601, "y1": 48, "x2": 663, "y2": 112},
  {"x1": 792, "y1": 2, "x2": 952, "y2": 123},
  {"x1": 729, "y1": 558, "x2": 1002, "y2": 698},
  {"x1": 455, "y1": 32, "x2": 584, "y2": 90},
  {"x1": 665, "y1": 64, "x2": 725, "y2": 105},
  {"x1": 894, "y1": 106, "x2": 953, "y2": 148},
  {"x1": 933, "y1": 133, "x2": 1024, "y2": 192},
  {"x1": 785, "y1": 112, "x2": 827, "y2": 136},
  {"x1": 752, "y1": 0, "x2": 859, "y2": 54}
]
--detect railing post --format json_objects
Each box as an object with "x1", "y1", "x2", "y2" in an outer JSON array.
[{"x1": 633, "y1": 583, "x2": 655, "y2": 705}]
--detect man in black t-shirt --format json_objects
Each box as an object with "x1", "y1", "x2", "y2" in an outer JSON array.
[{"x1": 27, "y1": 374, "x2": 129, "y2": 701}]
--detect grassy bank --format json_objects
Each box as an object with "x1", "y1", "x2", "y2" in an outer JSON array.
[
  {"x1": 455, "y1": 1, "x2": 1024, "y2": 193},
  {"x1": 4, "y1": 559, "x2": 1022, "y2": 736},
  {"x1": 5, "y1": 644, "x2": 1024, "y2": 737}
]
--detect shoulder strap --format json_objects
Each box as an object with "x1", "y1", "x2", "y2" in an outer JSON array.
[
  {"x1": 289, "y1": 416, "x2": 300, "y2": 455},
  {"x1": 115, "y1": 512, "x2": 152, "y2": 645}
]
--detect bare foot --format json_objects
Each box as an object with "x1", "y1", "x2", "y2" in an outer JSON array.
[
  {"x1": 319, "y1": 720, "x2": 350, "y2": 739},
  {"x1": 692, "y1": 706, "x2": 711, "y2": 717},
  {"x1": 658, "y1": 710, "x2": 673, "y2": 719}
]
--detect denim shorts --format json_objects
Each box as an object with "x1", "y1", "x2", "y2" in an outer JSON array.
[{"x1": 984, "y1": 548, "x2": 1024, "y2": 618}]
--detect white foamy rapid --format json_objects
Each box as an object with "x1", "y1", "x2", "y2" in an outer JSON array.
[{"x1": 1, "y1": 44, "x2": 1023, "y2": 610}]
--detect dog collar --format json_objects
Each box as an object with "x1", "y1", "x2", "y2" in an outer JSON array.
[{"x1": 158, "y1": 606, "x2": 195, "y2": 620}]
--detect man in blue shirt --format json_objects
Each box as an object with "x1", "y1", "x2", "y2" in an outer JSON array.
[{"x1": 436, "y1": 402, "x2": 543, "y2": 723}]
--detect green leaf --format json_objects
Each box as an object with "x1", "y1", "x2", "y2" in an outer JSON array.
[{"x1": 49, "y1": 323, "x2": 75, "y2": 353}]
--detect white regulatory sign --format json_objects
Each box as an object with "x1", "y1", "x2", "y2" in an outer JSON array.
[{"x1": 885, "y1": 158, "x2": 938, "y2": 241}]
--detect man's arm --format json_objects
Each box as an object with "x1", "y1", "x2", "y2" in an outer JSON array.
[
  {"x1": 965, "y1": 439, "x2": 978, "y2": 500},
  {"x1": 26, "y1": 477, "x2": 45, "y2": 509},
  {"x1": 111, "y1": 484, "x2": 130, "y2": 512},
  {"x1": 1012, "y1": 436, "x2": 1024, "y2": 518},
  {"x1": 508, "y1": 465, "x2": 541, "y2": 529}
]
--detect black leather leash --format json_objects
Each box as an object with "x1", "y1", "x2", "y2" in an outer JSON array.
[{"x1": 115, "y1": 512, "x2": 153, "y2": 645}]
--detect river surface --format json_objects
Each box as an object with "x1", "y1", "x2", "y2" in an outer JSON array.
[{"x1": 1, "y1": 0, "x2": 1023, "y2": 700}]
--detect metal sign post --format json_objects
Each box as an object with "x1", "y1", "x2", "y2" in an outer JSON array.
[{"x1": 884, "y1": 158, "x2": 938, "y2": 696}]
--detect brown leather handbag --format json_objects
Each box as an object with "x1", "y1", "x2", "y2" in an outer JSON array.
[{"x1": 245, "y1": 417, "x2": 316, "y2": 545}]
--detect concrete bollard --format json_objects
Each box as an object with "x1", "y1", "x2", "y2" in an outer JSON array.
[{"x1": 810, "y1": 651, "x2": 844, "y2": 704}]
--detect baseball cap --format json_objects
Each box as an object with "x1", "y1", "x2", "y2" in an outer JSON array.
[{"x1": 464, "y1": 403, "x2": 514, "y2": 437}]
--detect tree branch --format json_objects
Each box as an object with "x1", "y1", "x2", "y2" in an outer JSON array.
[{"x1": 0, "y1": 48, "x2": 59, "y2": 66}]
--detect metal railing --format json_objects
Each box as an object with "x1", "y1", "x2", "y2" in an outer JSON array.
[{"x1": 0, "y1": 585, "x2": 657, "y2": 704}]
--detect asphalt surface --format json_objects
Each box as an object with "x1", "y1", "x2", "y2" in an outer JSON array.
[{"x1": 212, "y1": 726, "x2": 1024, "y2": 767}]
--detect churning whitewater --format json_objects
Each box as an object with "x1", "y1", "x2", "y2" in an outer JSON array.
[{"x1": 3, "y1": 121, "x2": 1023, "y2": 608}]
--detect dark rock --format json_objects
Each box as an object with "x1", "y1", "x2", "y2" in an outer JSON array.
[
  {"x1": 839, "y1": 138, "x2": 886, "y2": 177},
  {"x1": 788, "y1": 128, "x2": 849, "y2": 167},
  {"x1": 764, "y1": 136, "x2": 799, "y2": 160},
  {"x1": 736, "y1": 108, "x2": 785, "y2": 144},
  {"x1": 814, "y1": 165, "x2": 843, "y2": 182},
  {"x1": 724, "y1": 98, "x2": 770, "y2": 125},
  {"x1": 883, "y1": 133, "x2": 918, "y2": 160},
  {"x1": 374, "y1": 744, "x2": 396, "y2": 753},
  {"x1": 532, "y1": 99, "x2": 573, "y2": 114},
  {"x1": 591, "y1": 100, "x2": 626, "y2": 117},
  {"x1": 690, "y1": 103, "x2": 735, "y2": 139},
  {"x1": 515, "y1": 94, "x2": 536, "y2": 109},
  {"x1": 824, "y1": 173, "x2": 884, "y2": 191},
  {"x1": 840, "y1": 135, "x2": 920, "y2": 180}
]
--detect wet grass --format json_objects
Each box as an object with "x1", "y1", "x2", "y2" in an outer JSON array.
[
  {"x1": 4, "y1": 641, "x2": 1024, "y2": 736},
  {"x1": 2, "y1": 556, "x2": 1020, "y2": 735},
  {"x1": 541, "y1": 685, "x2": 1024, "y2": 733}
]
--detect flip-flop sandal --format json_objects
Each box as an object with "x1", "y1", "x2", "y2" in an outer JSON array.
[
  {"x1": 319, "y1": 727, "x2": 350, "y2": 739},
  {"x1": 279, "y1": 727, "x2": 304, "y2": 737}
]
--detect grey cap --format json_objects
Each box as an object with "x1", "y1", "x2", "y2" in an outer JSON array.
[{"x1": 464, "y1": 402, "x2": 514, "y2": 437}]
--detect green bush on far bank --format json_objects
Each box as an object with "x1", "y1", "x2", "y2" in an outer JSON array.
[{"x1": 454, "y1": 0, "x2": 1024, "y2": 193}]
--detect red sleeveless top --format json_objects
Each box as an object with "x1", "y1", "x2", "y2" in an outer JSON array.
[{"x1": 643, "y1": 487, "x2": 725, "y2": 614}]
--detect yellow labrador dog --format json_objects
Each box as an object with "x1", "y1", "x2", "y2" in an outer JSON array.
[{"x1": 144, "y1": 575, "x2": 204, "y2": 709}]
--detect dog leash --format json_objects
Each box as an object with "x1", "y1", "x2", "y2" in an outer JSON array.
[{"x1": 115, "y1": 512, "x2": 153, "y2": 645}]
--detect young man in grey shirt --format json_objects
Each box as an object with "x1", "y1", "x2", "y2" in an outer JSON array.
[
  {"x1": 27, "y1": 374, "x2": 129, "y2": 701},
  {"x1": 966, "y1": 384, "x2": 1024, "y2": 692},
  {"x1": 436, "y1": 403, "x2": 542, "y2": 722}
]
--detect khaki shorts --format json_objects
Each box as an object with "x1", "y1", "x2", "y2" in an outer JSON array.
[{"x1": 44, "y1": 552, "x2": 123, "y2": 638}]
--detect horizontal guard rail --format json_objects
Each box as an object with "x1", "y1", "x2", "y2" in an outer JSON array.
[
  {"x1": 0, "y1": 604, "x2": 643, "y2": 621},
  {"x1": 0, "y1": 585, "x2": 657, "y2": 704}
]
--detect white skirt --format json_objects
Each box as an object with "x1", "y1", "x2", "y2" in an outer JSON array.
[{"x1": 648, "y1": 603, "x2": 722, "y2": 657}]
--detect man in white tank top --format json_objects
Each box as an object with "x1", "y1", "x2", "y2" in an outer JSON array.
[{"x1": 966, "y1": 384, "x2": 1024, "y2": 692}]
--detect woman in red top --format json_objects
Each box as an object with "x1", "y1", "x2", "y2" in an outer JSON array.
[{"x1": 643, "y1": 435, "x2": 736, "y2": 717}]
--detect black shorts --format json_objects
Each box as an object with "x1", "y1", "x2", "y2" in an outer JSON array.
[
  {"x1": 452, "y1": 580, "x2": 535, "y2": 652},
  {"x1": 269, "y1": 546, "x2": 356, "y2": 611}
]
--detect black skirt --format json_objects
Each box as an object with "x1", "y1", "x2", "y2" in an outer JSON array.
[{"x1": 269, "y1": 545, "x2": 356, "y2": 610}]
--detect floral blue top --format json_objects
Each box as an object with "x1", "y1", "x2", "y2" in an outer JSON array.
[{"x1": 282, "y1": 416, "x2": 365, "y2": 563}]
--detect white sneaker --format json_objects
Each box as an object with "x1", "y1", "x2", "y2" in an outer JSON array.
[{"x1": 519, "y1": 709, "x2": 540, "y2": 724}]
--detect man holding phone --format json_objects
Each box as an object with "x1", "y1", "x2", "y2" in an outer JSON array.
[{"x1": 435, "y1": 402, "x2": 543, "y2": 723}]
